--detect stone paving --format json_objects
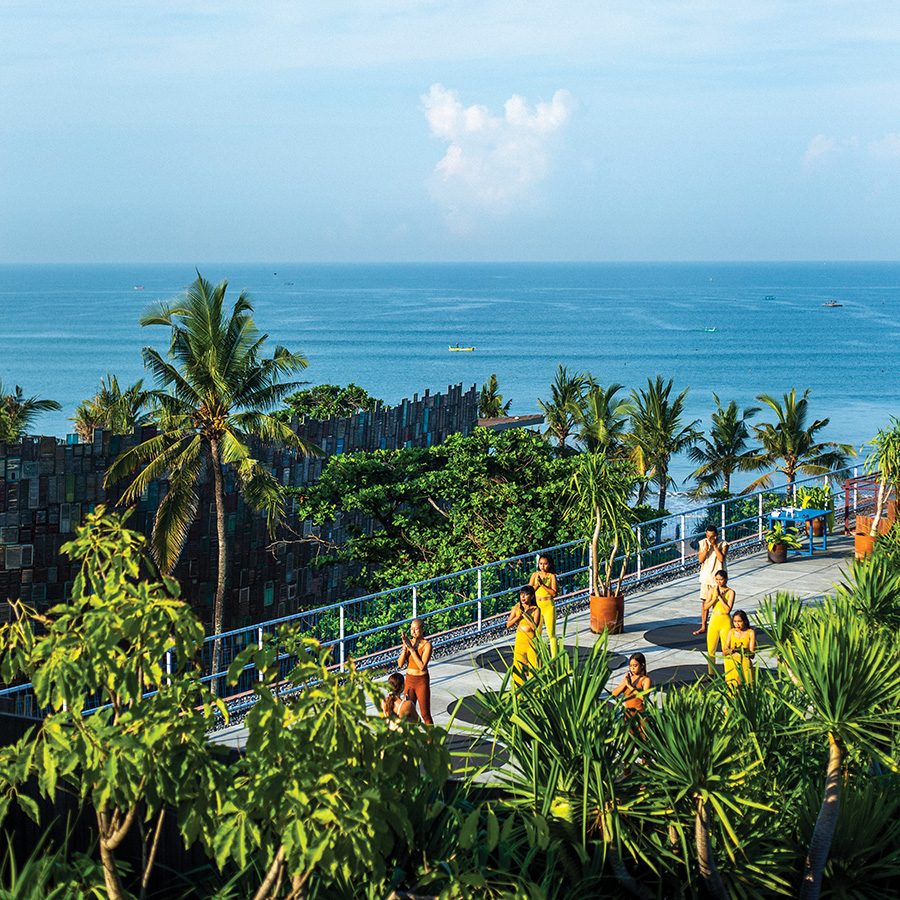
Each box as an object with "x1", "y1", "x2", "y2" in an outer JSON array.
[{"x1": 210, "y1": 535, "x2": 856, "y2": 751}]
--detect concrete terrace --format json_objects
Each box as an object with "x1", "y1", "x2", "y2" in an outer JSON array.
[{"x1": 211, "y1": 535, "x2": 856, "y2": 751}]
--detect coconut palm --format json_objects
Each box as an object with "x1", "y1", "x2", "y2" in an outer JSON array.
[
  {"x1": 0, "y1": 380, "x2": 61, "y2": 444},
  {"x1": 478, "y1": 373, "x2": 512, "y2": 418},
  {"x1": 774, "y1": 605, "x2": 900, "y2": 900},
  {"x1": 105, "y1": 274, "x2": 317, "y2": 668},
  {"x1": 745, "y1": 389, "x2": 855, "y2": 491},
  {"x1": 687, "y1": 394, "x2": 761, "y2": 497},
  {"x1": 72, "y1": 374, "x2": 153, "y2": 441},
  {"x1": 573, "y1": 379, "x2": 632, "y2": 456},
  {"x1": 538, "y1": 365, "x2": 585, "y2": 452},
  {"x1": 628, "y1": 376, "x2": 700, "y2": 513}
]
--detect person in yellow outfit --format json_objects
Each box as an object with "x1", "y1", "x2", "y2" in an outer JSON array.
[
  {"x1": 529, "y1": 554, "x2": 558, "y2": 657},
  {"x1": 723, "y1": 609, "x2": 756, "y2": 688},
  {"x1": 506, "y1": 586, "x2": 542, "y2": 686},
  {"x1": 702, "y1": 570, "x2": 734, "y2": 675}
]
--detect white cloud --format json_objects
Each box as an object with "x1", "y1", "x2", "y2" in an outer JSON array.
[
  {"x1": 869, "y1": 132, "x2": 900, "y2": 161},
  {"x1": 803, "y1": 134, "x2": 839, "y2": 168},
  {"x1": 422, "y1": 84, "x2": 573, "y2": 231}
]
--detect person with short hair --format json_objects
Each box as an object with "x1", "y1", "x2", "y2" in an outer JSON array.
[
  {"x1": 398, "y1": 618, "x2": 433, "y2": 724},
  {"x1": 506, "y1": 585, "x2": 542, "y2": 686},
  {"x1": 528, "y1": 553, "x2": 559, "y2": 657},
  {"x1": 693, "y1": 526, "x2": 728, "y2": 635},
  {"x1": 723, "y1": 610, "x2": 756, "y2": 688},
  {"x1": 381, "y1": 671, "x2": 420, "y2": 722}
]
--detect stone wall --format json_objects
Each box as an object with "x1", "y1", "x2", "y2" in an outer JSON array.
[{"x1": 0, "y1": 383, "x2": 478, "y2": 629}]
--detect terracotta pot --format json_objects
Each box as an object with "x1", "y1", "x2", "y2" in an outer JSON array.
[
  {"x1": 856, "y1": 515, "x2": 892, "y2": 536},
  {"x1": 767, "y1": 543, "x2": 788, "y2": 564},
  {"x1": 590, "y1": 593, "x2": 624, "y2": 635},
  {"x1": 854, "y1": 532, "x2": 876, "y2": 560},
  {"x1": 810, "y1": 517, "x2": 825, "y2": 537}
]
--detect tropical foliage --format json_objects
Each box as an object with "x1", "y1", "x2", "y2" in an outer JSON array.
[
  {"x1": 478, "y1": 373, "x2": 512, "y2": 418},
  {"x1": 538, "y1": 364, "x2": 585, "y2": 452},
  {"x1": 104, "y1": 274, "x2": 317, "y2": 650},
  {"x1": 746, "y1": 388, "x2": 855, "y2": 491},
  {"x1": 72, "y1": 374, "x2": 152, "y2": 441},
  {"x1": 573, "y1": 378, "x2": 632, "y2": 455},
  {"x1": 274, "y1": 382, "x2": 381, "y2": 422},
  {"x1": 0, "y1": 380, "x2": 60, "y2": 444}
]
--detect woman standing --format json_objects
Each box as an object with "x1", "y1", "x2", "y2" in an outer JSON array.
[
  {"x1": 703, "y1": 570, "x2": 735, "y2": 674},
  {"x1": 529, "y1": 554, "x2": 558, "y2": 657},
  {"x1": 723, "y1": 610, "x2": 756, "y2": 687},
  {"x1": 506, "y1": 585, "x2": 543, "y2": 686}
]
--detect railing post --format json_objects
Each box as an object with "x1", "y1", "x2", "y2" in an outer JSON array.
[
  {"x1": 166, "y1": 650, "x2": 173, "y2": 687},
  {"x1": 477, "y1": 569, "x2": 482, "y2": 632},
  {"x1": 758, "y1": 493, "x2": 764, "y2": 541},
  {"x1": 680, "y1": 515, "x2": 686, "y2": 566},
  {"x1": 257, "y1": 627, "x2": 264, "y2": 681},
  {"x1": 636, "y1": 526, "x2": 642, "y2": 580},
  {"x1": 853, "y1": 465, "x2": 859, "y2": 518},
  {"x1": 791, "y1": 482, "x2": 797, "y2": 505},
  {"x1": 339, "y1": 606, "x2": 345, "y2": 672},
  {"x1": 720, "y1": 501, "x2": 726, "y2": 534},
  {"x1": 412, "y1": 586, "x2": 417, "y2": 620}
]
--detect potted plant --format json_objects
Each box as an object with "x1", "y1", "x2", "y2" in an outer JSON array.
[
  {"x1": 795, "y1": 484, "x2": 834, "y2": 536},
  {"x1": 857, "y1": 419, "x2": 900, "y2": 559},
  {"x1": 764, "y1": 522, "x2": 803, "y2": 563},
  {"x1": 564, "y1": 452, "x2": 641, "y2": 634}
]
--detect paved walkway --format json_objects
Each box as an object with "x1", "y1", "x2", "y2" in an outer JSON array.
[{"x1": 211, "y1": 536, "x2": 855, "y2": 750}]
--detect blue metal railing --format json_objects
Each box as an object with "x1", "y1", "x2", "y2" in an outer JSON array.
[{"x1": 0, "y1": 465, "x2": 866, "y2": 719}]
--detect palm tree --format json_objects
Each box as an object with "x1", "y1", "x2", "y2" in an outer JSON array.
[
  {"x1": 745, "y1": 389, "x2": 855, "y2": 491},
  {"x1": 538, "y1": 365, "x2": 585, "y2": 452},
  {"x1": 687, "y1": 394, "x2": 761, "y2": 497},
  {"x1": 573, "y1": 379, "x2": 632, "y2": 456},
  {"x1": 478, "y1": 373, "x2": 512, "y2": 418},
  {"x1": 105, "y1": 274, "x2": 317, "y2": 669},
  {"x1": 628, "y1": 376, "x2": 700, "y2": 513},
  {"x1": 0, "y1": 380, "x2": 61, "y2": 444},
  {"x1": 73, "y1": 374, "x2": 153, "y2": 441}
]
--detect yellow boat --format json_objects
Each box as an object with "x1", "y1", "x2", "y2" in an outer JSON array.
[{"x1": 448, "y1": 344, "x2": 476, "y2": 352}]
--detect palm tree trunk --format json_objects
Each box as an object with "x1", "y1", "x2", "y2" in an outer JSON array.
[
  {"x1": 591, "y1": 509, "x2": 602, "y2": 595},
  {"x1": 657, "y1": 463, "x2": 668, "y2": 514},
  {"x1": 695, "y1": 797, "x2": 728, "y2": 900},
  {"x1": 723, "y1": 471, "x2": 731, "y2": 496},
  {"x1": 800, "y1": 734, "x2": 842, "y2": 900},
  {"x1": 210, "y1": 438, "x2": 227, "y2": 682}
]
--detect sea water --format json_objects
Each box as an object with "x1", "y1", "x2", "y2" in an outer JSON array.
[{"x1": 1, "y1": 262, "x2": 898, "y2": 488}]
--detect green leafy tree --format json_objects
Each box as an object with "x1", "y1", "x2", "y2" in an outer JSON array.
[
  {"x1": 479, "y1": 373, "x2": 512, "y2": 418},
  {"x1": 538, "y1": 365, "x2": 585, "y2": 452},
  {"x1": 573, "y1": 379, "x2": 632, "y2": 455},
  {"x1": 0, "y1": 507, "x2": 223, "y2": 900},
  {"x1": 105, "y1": 274, "x2": 317, "y2": 663},
  {"x1": 293, "y1": 427, "x2": 577, "y2": 589},
  {"x1": 688, "y1": 394, "x2": 761, "y2": 497},
  {"x1": 746, "y1": 388, "x2": 855, "y2": 491},
  {"x1": 275, "y1": 382, "x2": 381, "y2": 422},
  {"x1": 210, "y1": 638, "x2": 447, "y2": 898},
  {"x1": 72, "y1": 374, "x2": 153, "y2": 442},
  {"x1": 0, "y1": 380, "x2": 61, "y2": 444},
  {"x1": 628, "y1": 376, "x2": 700, "y2": 512}
]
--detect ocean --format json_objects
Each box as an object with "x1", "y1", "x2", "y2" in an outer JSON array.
[{"x1": 1, "y1": 262, "x2": 898, "y2": 488}]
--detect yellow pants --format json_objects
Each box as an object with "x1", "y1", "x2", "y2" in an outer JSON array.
[
  {"x1": 724, "y1": 651, "x2": 754, "y2": 687},
  {"x1": 513, "y1": 629, "x2": 538, "y2": 686},
  {"x1": 706, "y1": 613, "x2": 731, "y2": 661},
  {"x1": 536, "y1": 597, "x2": 558, "y2": 657}
]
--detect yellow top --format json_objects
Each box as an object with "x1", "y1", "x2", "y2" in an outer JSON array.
[
  {"x1": 728, "y1": 630, "x2": 753, "y2": 652},
  {"x1": 533, "y1": 574, "x2": 555, "y2": 601},
  {"x1": 710, "y1": 587, "x2": 734, "y2": 616}
]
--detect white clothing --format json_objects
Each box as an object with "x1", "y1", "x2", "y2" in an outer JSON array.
[{"x1": 698, "y1": 538, "x2": 727, "y2": 585}]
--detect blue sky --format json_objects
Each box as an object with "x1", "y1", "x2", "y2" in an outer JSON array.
[{"x1": 1, "y1": 1, "x2": 899, "y2": 262}]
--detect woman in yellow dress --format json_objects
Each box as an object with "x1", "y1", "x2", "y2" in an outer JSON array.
[
  {"x1": 703, "y1": 570, "x2": 734, "y2": 674},
  {"x1": 506, "y1": 586, "x2": 542, "y2": 686},
  {"x1": 723, "y1": 609, "x2": 756, "y2": 687},
  {"x1": 528, "y1": 554, "x2": 558, "y2": 657}
]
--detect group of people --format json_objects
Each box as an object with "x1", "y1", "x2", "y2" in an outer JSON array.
[{"x1": 383, "y1": 528, "x2": 758, "y2": 725}]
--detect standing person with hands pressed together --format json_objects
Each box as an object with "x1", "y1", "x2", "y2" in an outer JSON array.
[
  {"x1": 693, "y1": 526, "x2": 728, "y2": 636},
  {"x1": 506, "y1": 585, "x2": 542, "y2": 686},
  {"x1": 529, "y1": 554, "x2": 559, "y2": 657},
  {"x1": 398, "y1": 618, "x2": 433, "y2": 724}
]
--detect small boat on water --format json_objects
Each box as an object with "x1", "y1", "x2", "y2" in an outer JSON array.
[
  {"x1": 822, "y1": 299, "x2": 843, "y2": 308},
  {"x1": 764, "y1": 294, "x2": 775, "y2": 301},
  {"x1": 703, "y1": 327, "x2": 717, "y2": 333},
  {"x1": 133, "y1": 285, "x2": 144, "y2": 291},
  {"x1": 449, "y1": 344, "x2": 476, "y2": 352}
]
